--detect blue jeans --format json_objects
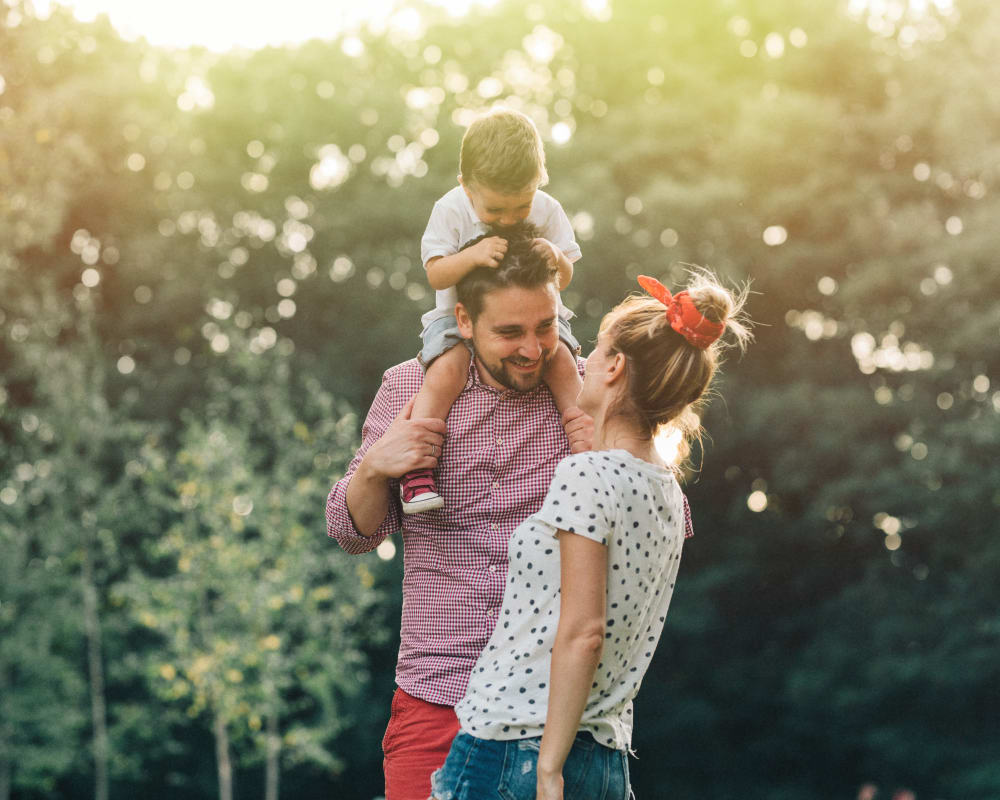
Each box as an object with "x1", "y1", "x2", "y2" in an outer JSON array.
[{"x1": 429, "y1": 731, "x2": 629, "y2": 800}]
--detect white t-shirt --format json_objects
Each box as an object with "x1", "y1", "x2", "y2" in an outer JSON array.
[
  {"x1": 455, "y1": 449, "x2": 686, "y2": 751},
  {"x1": 419, "y1": 186, "x2": 582, "y2": 329}
]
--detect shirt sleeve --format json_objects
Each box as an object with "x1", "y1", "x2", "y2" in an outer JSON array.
[
  {"x1": 325, "y1": 371, "x2": 404, "y2": 554},
  {"x1": 682, "y1": 493, "x2": 694, "y2": 539},
  {"x1": 421, "y1": 198, "x2": 461, "y2": 267},
  {"x1": 538, "y1": 197, "x2": 582, "y2": 263},
  {"x1": 533, "y1": 454, "x2": 612, "y2": 546}
]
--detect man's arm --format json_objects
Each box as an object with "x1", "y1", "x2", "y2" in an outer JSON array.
[
  {"x1": 344, "y1": 396, "x2": 445, "y2": 535},
  {"x1": 326, "y1": 374, "x2": 445, "y2": 554}
]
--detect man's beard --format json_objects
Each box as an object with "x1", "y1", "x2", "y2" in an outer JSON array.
[{"x1": 473, "y1": 345, "x2": 553, "y2": 393}]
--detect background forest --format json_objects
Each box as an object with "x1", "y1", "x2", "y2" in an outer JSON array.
[{"x1": 2, "y1": 0, "x2": 998, "y2": 798}]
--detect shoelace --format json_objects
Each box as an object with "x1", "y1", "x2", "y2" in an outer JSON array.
[{"x1": 401, "y1": 469, "x2": 436, "y2": 501}]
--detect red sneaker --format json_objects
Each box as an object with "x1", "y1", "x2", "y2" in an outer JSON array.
[{"x1": 400, "y1": 468, "x2": 444, "y2": 514}]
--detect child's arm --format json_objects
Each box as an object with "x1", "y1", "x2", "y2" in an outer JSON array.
[
  {"x1": 426, "y1": 236, "x2": 508, "y2": 290},
  {"x1": 532, "y1": 238, "x2": 574, "y2": 290}
]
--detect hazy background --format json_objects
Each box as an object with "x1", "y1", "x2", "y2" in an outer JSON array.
[{"x1": 2, "y1": 0, "x2": 998, "y2": 798}]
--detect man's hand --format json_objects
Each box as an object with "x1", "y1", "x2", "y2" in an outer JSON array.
[
  {"x1": 562, "y1": 406, "x2": 594, "y2": 454},
  {"x1": 465, "y1": 235, "x2": 508, "y2": 268},
  {"x1": 361, "y1": 395, "x2": 447, "y2": 480}
]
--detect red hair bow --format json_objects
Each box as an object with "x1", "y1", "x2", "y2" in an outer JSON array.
[{"x1": 637, "y1": 275, "x2": 724, "y2": 349}]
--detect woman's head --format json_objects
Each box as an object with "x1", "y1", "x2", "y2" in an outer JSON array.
[{"x1": 583, "y1": 270, "x2": 751, "y2": 460}]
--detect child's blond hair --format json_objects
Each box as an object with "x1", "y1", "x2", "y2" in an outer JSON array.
[
  {"x1": 600, "y1": 269, "x2": 752, "y2": 466},
  {"x1": 459, "y1": 108, "x2": 548, "y2": 193}
]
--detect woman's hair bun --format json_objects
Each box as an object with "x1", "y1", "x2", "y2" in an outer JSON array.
[{"x1": 684, "y1": 269, "x2": 752, "y2": 350}]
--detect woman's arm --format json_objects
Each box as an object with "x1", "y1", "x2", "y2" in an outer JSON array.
[{"x1": 536, "y1": 531, "x2": 607, "y2": 800}]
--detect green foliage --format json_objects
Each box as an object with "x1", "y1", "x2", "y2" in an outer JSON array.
[{"x1": 2, "y1": 0, "x2": 999, "y2": 797}]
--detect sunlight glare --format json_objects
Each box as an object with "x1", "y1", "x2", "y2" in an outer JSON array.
[
  {"x1": 49, "y1": 0, "x2": 492, "y2": 51},
  {"x1": 653, "y1": 426, "x2": 683, "y2": 466}
]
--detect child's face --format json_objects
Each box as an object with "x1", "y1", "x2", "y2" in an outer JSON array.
[{"x1": 462, "y1": 180, "x2": 536, "y2": 229}]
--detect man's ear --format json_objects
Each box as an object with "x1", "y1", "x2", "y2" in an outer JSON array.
[{"x1": 455, "y1": 303, "x2": 475, "y2": 339}]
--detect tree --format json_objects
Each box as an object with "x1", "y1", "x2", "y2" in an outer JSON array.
[{"x1": 120, "y1": 338, "x2": 380, "y2": 800}]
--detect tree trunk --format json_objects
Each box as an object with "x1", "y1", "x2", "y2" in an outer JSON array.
[
  {"x1": 213, "y1": 712, "x2": 233, "y2": 800},
  {"x1": 0, "y1": 710, "x2": 11, "y2": 800},
  {"x1": 264, "y1": 710, "x2": 281, "y2": 800},
  {"x1": 0, "y1": 751, "x2": 10, "y2": 800},
  {"x1": 81, "y1": 545, "x2": 109, "y2": 800}
]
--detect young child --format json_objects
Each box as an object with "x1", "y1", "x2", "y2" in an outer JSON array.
[{"x1": 400, "y1": 107, "x2": 583, "y2": 514}]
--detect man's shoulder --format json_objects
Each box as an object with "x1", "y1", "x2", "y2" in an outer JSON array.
[{"x1": 381, "y1": 359, "x2": 425, "y2": 395}]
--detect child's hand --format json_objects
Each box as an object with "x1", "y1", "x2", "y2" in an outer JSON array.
[
  {"x1": 531, "y1": 237, "x2": 560, "y2": 266},
  {"x1": 467, "y1": 235, "x2": 508, "y2": 268},
  {"x1": 562, "y1": 406, "x2": 594, "y2": 454}
]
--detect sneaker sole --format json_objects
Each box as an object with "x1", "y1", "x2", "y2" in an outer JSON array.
[{"x1": 402, "y1": 495, "x2": 445, "y2": 514}]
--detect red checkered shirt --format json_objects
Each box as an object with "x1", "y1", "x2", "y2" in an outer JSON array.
[{"x1": 326, "y1": 358, "x2": 694, "y2": 707}]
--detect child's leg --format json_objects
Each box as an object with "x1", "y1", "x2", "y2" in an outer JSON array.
[
  {"x1": 401, "y1": 342, "x2": 470, "y2": 514},
  {"x1": 542, "y1": 341, "x2": 583, "y2": 416},
  {"x1": 412, "y1": 344, "x2": 471, "y2": 422}
]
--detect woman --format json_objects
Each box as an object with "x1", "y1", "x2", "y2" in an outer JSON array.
[{"x1": 429, "y1": 271, "x2": 750, "y2": 800}]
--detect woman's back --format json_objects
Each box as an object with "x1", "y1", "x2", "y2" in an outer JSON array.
[{"x1": 456, "y1": 449, "x2": 686, "y2": 751}]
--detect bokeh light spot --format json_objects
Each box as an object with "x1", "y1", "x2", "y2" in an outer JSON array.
[{"x1": 762, "y1": 225, "x2": 787, "y2": 246}]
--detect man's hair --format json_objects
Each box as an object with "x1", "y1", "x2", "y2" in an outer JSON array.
[
  {"x1": 459, "y1": 107, "x2": 548, "y2": 193},
  {"x1": 456, "y1": 224, "x2": 558, "y2": 321}
]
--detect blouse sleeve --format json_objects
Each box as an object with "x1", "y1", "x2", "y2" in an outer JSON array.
[{"x1": 533, "y1": 454, "x2": 613, "y2": 546}]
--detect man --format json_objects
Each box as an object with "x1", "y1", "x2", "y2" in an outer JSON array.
[{"x1": 326, "y1": 231, "x2": 592, "y2": 800}]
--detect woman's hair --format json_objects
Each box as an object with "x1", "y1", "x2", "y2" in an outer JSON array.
[{"x1": 600, "y1": 269, "x2": 752, "y2": 466}]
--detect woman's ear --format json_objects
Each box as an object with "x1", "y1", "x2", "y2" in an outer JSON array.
[{"x1": 606, "y1": 352, "x2": 627, "y2": 385}]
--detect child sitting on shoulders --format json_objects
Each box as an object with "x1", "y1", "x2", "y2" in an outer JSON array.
[{"x1": 400, "y1": 107, "x2": 583, "y2": 514}]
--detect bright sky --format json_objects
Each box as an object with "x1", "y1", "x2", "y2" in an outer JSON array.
[{"x1": 41, "y1": 0, "x2": 491, "y2": 50}]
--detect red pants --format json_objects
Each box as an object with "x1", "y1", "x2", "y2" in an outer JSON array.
[{"x1": 382, "y1": 687, "x2": 460, "y2": 800}]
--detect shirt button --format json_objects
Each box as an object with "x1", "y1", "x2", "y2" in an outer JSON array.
[
  {"x1": 492, "y1": 481, "x2": 500, "y2": 489},
  {"x1": 486, "y1": 608, "x2": 496, "y2": 617},
  {"x1": 496, "y1": 437, "x2": 503, "y2": 445},
  {"x1": 489, "y1": 564, "x2": 497, "y2": 573},
  {"x1": 492, "y1": 523, "x2": 500, "y2": 531}
]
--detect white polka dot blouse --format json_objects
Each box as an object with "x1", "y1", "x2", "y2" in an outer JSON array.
[{"x1": 455, "y1": 449, "x2": 687, "y2": 751}]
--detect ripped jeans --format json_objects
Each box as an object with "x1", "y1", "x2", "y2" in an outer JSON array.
[{"x1": 429, "y1": 730, "x2": 629, "y2": 800}]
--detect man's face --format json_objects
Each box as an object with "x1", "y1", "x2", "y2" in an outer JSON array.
[
  {"x1": 456, "y1": 283, "x2": 559, "y2": 393},
  {"x1": 461, "y1": 180, "x2": 536, "y2": 230}
]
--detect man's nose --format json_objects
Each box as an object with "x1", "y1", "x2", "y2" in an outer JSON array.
[{"x1": 519, "y1": 335, "x2": 542, "y2": 359}]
